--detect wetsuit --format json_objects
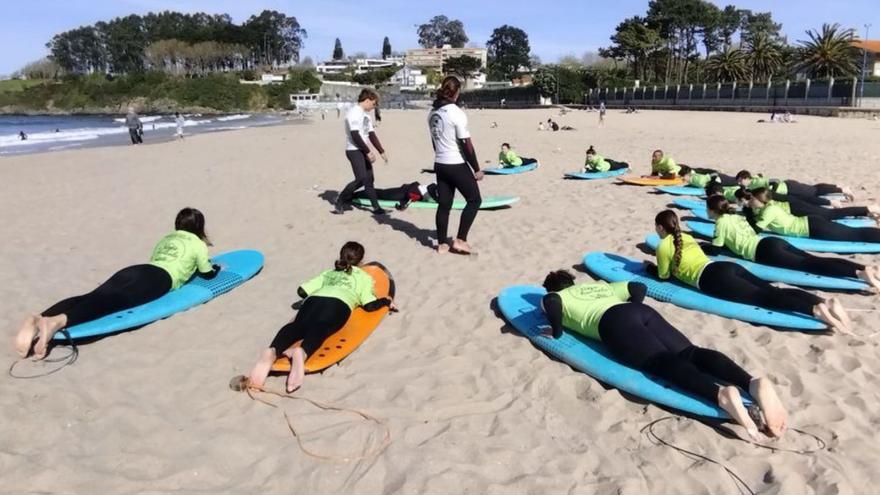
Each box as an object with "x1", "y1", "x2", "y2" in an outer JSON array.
[
  {"x1": 753, "y1": 203, "x2": 880, "y2": 243},
  {"x1": 429, "y1": 98, "x2": 481, "y2": 244},
  {"x1": 338, "y1": 104, "x2": 385, "y2": 212},
  {"x1": 747, "y1": 176, "x2": 842, "y2": 199},
  {"x1": 585, "y1": 154, "x2": 628, "y2": 173},
  {"x1": 543, "y1": 281, "x2": 752, "y2": 403},
  {"x1": 499, "y1": 150, "x2": 537, "y2": 168},
  {"x1": 352, "y1": 182, "x2": 438, "y2": 209},
  {"x1": 42, "y1": 230, "x2": 218, "y2": 327},
  {"x1": 769, "y1": 193, "x2": 868, "y2": 221},
  {"x1": 652, "y1": 157, "x2": 681, "y2": 176},
  {"x1": 270, "y1": 266, "x2": 391, "y2": 357},
  {"x1": 687, "y1": 172, "x2": 737, "y2": 188}
]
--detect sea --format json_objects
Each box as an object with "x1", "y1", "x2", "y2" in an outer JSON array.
[{"x1": 0, "y1": 113, "x2": 289, "y2": 156}]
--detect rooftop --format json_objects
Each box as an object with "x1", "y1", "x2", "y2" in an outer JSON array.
[{"x1": 852, "y1": 40, "x2": 880, "y2": 53}]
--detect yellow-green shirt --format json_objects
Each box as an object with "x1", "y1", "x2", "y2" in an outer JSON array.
[
  {"x1": 149, "y1": 230, "x2": 213, "y2": 289},
  {"x1": 299, "y1": 266, "x2": 377, "y2": 310},
  {"x1": 557, "y1": 282, "x2": 631, "y2": 340},
  {"x1": 712, "y1": 214, "x2": 761, "y2": 261},
  {"x1": 652, "y1": 156, "x2": 681, "y2": 175},
  {"x1": 755, "y1": 203, "x2": 810, "y2": 237},
  {"x1": 499, "y1": 150, "x2": 523, "y2": 167},
  {"x1": 585, "y1": 154, "x2": 610, "y2": 172},
  {"x1": 657, "y1": 232, "x2": 710, "y2": 287},
  {"x1": 689, "y1": 172, "x2": 713, "y2": 188},
  {"x1": 747, "y1": 176, "x2": 787, "y2": 194}
]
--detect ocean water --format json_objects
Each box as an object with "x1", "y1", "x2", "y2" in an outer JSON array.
[{"x1": 0, "y1": 113, "x2": 287, "y2": 156}]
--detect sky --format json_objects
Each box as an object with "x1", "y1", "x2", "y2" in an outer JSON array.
[{"x1": 1, "y1": 0, "x2": 877, "y2": 75}]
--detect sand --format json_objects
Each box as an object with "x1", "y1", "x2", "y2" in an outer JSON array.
[{"x1": 2, "y1": 108, "x2": 880, "y2": 494}]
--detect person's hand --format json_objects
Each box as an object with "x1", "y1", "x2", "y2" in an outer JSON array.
[
  {"x1": 381, "y1": 152, "x2": 389, "y2": 163},
  {"x1": 537, "y1": 325, "x2": 554, "y2": 338},
  {"x1": 474, "y1": 170, "x2": 485, "y2": 181},
  {"x1": 388, "y1": 300, "x2": 399, "y2": 312},
  {"x1": 367, "y1": 152, "x2": 377, "y2": 163},
  {"x1": 642, "y1": 260, "x2": 657, "y2": 270}
]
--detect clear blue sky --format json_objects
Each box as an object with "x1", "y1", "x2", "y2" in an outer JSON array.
[{"x1": 1, "y1": 0, "x2": 877, "y2": 75}]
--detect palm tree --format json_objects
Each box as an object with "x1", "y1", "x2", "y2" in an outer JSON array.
[
  {"x1": 746, "y1": 33, "x2": 782, "y2": 81},
  {"x1": 705, "y1": 48, "x2": 748, "y2": 82},
  {"x1": 795, "y1": 23, "x2": 860, "y2": 78}
]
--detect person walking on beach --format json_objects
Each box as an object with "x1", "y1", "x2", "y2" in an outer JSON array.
[
  {"x1": 19, "y1": 131, "x2": 27, "y2": 141},
  {"x1": 335, "y1": 88, "x2": 389, "y2": 215},
  {"x1": 599, "y1": 101, "x2": 606, "y2": 126},
  {"x1": 175, "y1": 112, "x2": 185, "y2": 139},
  {"x1": 429, "y1": 76, "x2": 483, "y2": 255},
  {"x1": 125, "y1": 107, "x2": 143, "y2": 145}
]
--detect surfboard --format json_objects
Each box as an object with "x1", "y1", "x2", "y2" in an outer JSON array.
[
  {"x1": 644, "y1": 234, "x2": 867, "y2": 291},
  {"x1": 497, "y1": 285, "x2": 747, "y2": 418},
  {"x1": 583, "y1": 252, "x2": 827, "y2": 330},
  {"x1": 617, "y1": 176, "x2": 684, "y2": 186},
  {"x1": 484, "y1": 162, "x2": 539, "y2": 175},
  {"x1": 271, "y1": 262, "x2": 395, "y2": 374},
  {"x1": 352, "y1": 196, "x2": 519, "y2": 210},
  {"x1": 56, "y1": 250, "x2": 265, "y2": 340},
  {"x1": 565, "y1": 168, "x2": 629, "y2": 180},
  {"x1": 686, "y1": 220, "x2": 880, "y2": 254},
  {"x1": 672, "y1": 199, "x2": 875, "y2": 228},
  {"x1": 656, "y1": 185, "x2": 705, "y2": 196}
]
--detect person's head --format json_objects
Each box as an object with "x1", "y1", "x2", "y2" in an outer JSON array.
[
  {"x1": 542, "y1": 269, "x2": 576, "y2": 292},
  {"x1": 704, "y1": 182, "x2": 725, "y2": 198},
  {"x1": 501, "y1": 142, "x2": 510, "y2": 152},
  {"x1": 436, "y1": 76, "x2": 462, "y2": 102},
  {"x1": 175, "y1": 208, "x2": 210, "y2": 245},
  {"x1": 655, "y1": 209, "x2": 683, "y2": 274},
  {"x1": 334, "y1": 241, "x2": 365, "y2": 274},
  {"x1": 706, "y1": 195, "x2": 737, "y2": 220},
  {"x1": 652, "y1": 149, "x2": 664, "y2": 163},
  {"x1": 749, "y1": 187, "x2": 771, "y2": 207},
  {"x1": 678, "y1": 164, "x2": 693, "y2": 180},
  {"x1": 175, "y1": 112, "x2": 180, "y2": 117},
  {"x1": 586, "y1": 145, "x2": 596, "y2": 158},
  {"x1": 357, "y1": 88, "x2": 380, "y2": 110},
  {"x1": 735, "y1": 170, "x2": 753, "y2": 187}
]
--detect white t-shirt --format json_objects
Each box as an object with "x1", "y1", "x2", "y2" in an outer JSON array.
[
  {"x1": 345, "y1": 104, "x2": 374, "y2": 151},
  {"x1": 428, "y1": 103, "x2": 470, "y2": 165}
]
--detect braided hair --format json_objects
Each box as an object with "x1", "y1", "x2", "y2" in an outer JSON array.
[
  {"x1": 334, "y1": 241, "x2": 365, "y2": 274},
  {"x1": 655, "y1": 210, "x2": 683, "y2": 275}
]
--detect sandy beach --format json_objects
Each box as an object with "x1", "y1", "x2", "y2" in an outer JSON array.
[{"x1": 2, "y1": 108, "x2": 880, "y2": 494}]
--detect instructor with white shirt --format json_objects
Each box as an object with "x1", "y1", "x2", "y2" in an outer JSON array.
[
  {"x1": 335, "y1": 88, "x2": 388, "y2": 215},
  {"x1": 428, "y1": 76, "x2": 483, "y2": 254}
]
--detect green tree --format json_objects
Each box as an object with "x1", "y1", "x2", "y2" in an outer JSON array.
[
  {"x1": 382, "y1": 37, "x2": 391, "y2": 59},
  {"x1": 795, "y1": 23, "x2": 860, "y2": 78},
  {"x1": 333, "y1": 38, "x2": 344, "y2": 60},
  {"x1": 533, "y1": 67, "x2": 557, "y2": 99},
  {"x1": 243, "y1": 10, "x2": 306, "y2": 66},
  {"x1": 740, "y1": 11, "x2": 782, "y2": 45},
  {"x1": 443, "y1": 55, "x2": 481, "y2": 76},
  {"x1": 600, "y1": 16, "x2": 662, "y2": 83},
  {"x1": 47, "y1": 26, "x2": 107, "y2": 73},
  {"x1": 745, "y1": 32, "x2": 782, "y2": 81},
  {"x1": 717, "y1": 5, "x2": 743, "y2": 50},
  {"x1": 417, "y1": 15, "x2": 468, "y2": 48},
  {"x1": 98, "y1": 15, "x2": 148, "y2": 73},
  {"x1": 486, "y1": 25, "x2": 531, "y2": 80},
  {"x1": 705, "y1": 47, "x2": 748, "y2": 81}
]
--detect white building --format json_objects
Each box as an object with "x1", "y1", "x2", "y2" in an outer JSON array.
[
  {"x1": 317, "y1": 57, "x2": 403, "y2": 75},
  {"x1": 405, "y1": 45, "x2": 487, "y2": 70},
  {"x1": 391, "y1": 66, "x2": 427, "y2": 89}
]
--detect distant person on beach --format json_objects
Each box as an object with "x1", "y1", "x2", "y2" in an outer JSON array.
[
  {"x1": 783, "y1": 111, "x2": 796, "y2": 123},
  {"x1": 125, "y1": 107, "x2": 143, "y2": 145},
  {"x1": 14, "y1": 208, "x2": 219, "y2": 360},
  {"x1": 583, "y1": 146, "x2": 628, "y2": 172},
  {"x1": 540, "y1": 269, "x2": 788, "y2": 439},
  {"x1": 547, "y1": 118, "x2": 560, "y2": 131},
  {"x1": 429, "y1": 76, "x2": 482, "y2": 255},
  {"x1": 245, "y1": 242, "x2": 393, "y2": 393},
  {"x1": 498, "y1": 143, "x2": 537, "y2": 168},
  {"x1": 175, "y1": 112, "x2": 185, "y2": 139},
  {"x1": 537, "y1": 122, "x2": 545, "y2": 131},
  {"x1": 335, "y1": 88, "x2": 388, "y2": 215},
  {"x1": 19, "y1": 131, "x2": 27, "y2": 141},
  {"x1": 336, "y1": 101, "x2": 343, "y2": 118},
  {"x1": 599, "y1": 102, "x2": 606, "y2": 126},
  {"x1": 649, "y1": 150, "x2": 680, "y2": 178}
]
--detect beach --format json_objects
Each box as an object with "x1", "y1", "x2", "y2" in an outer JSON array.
[{"x1": 3, "y1": 108, "x2": 880, "y2": 494}]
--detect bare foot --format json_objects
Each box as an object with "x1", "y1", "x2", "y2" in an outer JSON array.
[
  {"x1": 749, "y1": 378, "x2": 788, "y2": 437},
  {"x1": 717, "y1": 385, "x2": 760, "y2": 440},
  {"x1": 33, "y1": 315, "x2": 67, "y2": 360},
  {"x1": 841, "y1": 187, "x2": 855, "y2": 202},
  {"x1": 829, "y1": 298, "x2": 853, "y2": 333},
  {"x1": 813, "y1": 303, "x2": 847, "y2": 334},
  {"x1": 286, "y1": 347, "x2": 306, "y2": 393},
  {"x1": 437, "y1": 243, "x2": 450, "y2": 254},
  {"x1": 858, "y1": 268, "x2": 880, "y2": 292},
  {"x1": 14, "y1": 315, "x2": 39, "y2": 358},
  {"x1": 247, "y1": 348, "x2": 277, "y2": 390},
  {"x1": 829, "y1": 199, "x2": 844, "y2": 208},
  {"x1": 451, "y1": 238, "x2": 475, "y2": 255}
]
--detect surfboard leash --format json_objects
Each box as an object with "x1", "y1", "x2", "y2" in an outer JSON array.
[
  {"x1": 230, "y1": 375, "x2": 391, "y2": 462},
  {"x1": 8, "y1": 329, "x2": 79, "y2": 379}
]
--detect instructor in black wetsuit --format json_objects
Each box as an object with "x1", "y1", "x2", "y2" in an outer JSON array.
[{"x1": 335, "y1": 89, "x2": 389, "y2": 215}]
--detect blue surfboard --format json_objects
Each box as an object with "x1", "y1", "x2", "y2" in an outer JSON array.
[
  {"x1": 672, "y1": 199, "x2": 875, "y2": 228},
  {"x1": 484, "y1": 162, "x2": 539, "y2": 175},
  {"x1": 660, "y1": 187, "x2": 847, "y2": 202},
  {"x1": 686, "y1": 220, "x2": 880, "y2": 254},
  {"x1": 565, "y1": 168, "x2": 629, "y2": 180},
  {"x1": 497, "y1": 285, "x2": 747, "y2": 418},
  {"x1": 56, "y1": 250, "x2": 265, "y2": 340},
  {"x1": 644, "y1": 234, "x2": 867, "y2": 291},
  {"x1": 583, "y1": 252, "x2": 827, "y2": 330}
]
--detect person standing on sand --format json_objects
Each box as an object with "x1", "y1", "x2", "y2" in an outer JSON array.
[
  {"x1": 125, "y1": 107, "x2": 143, "y2": 145},
  {"x1": 175, "y1": 112, "x2": 185, "y2": 139},
  {"x1": 335, "y1": 88, "x2": 389, "y2": 215},
  {"x1": 428, "y1": 76, "x2": 483, "y2": 255},
  {"x1": 599, "y1": 101, "x2": 606, "y2": 126}
]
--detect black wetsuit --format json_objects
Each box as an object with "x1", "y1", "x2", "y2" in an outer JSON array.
[
  {"x1": 338, "y1": 127, "x2": 386, "y2": 212},
  {"x1": 703, "y1": 237, "x2": 865, "y2": 279}
]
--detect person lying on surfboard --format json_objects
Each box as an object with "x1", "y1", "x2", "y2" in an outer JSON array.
[
  {"x1": 498, "y1": 143, "x2": 537, "y2": 168},
  {"x1": 643, "y1": 209, "x2": 850, "y2": 332},
  {"x1": 647, "y1": 150, "x2": 681, "y2": 178},
  {"x1": 677, "y1": 165, "x2": 737, "y2": 188},
  {"x1": 733, "y1": 186, "x2": 879, "y2": 223},
  {"x1": 703, "y1": 196, "x2": 880, "y2": 290},
  {"x1": 353, "y1": 181, "x2": 439, "y2": 211},
  {"x1": 735, "y1": 170, "x2": 854, "y2": 202},
  {"x1": 15, "y1": 208, "x2": 220, "y2": 359},
  {"x1": 704, "y1": 182, "x2": 744, "y2": 203},
  {"x1": 583, "y1": 146, "x2": 628, "y2": 173},
  {"x1": 540, "y1": 269, "x2": 788, "y2": 440},
  {"x1": 742, "y1": 188, "x2": 880, "y2": 244},
  {"x1": 246, "y1": 242, "x2": 394, "y2": 393}
]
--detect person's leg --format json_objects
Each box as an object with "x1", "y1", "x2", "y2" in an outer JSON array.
[
  {"x1": 337, "y1": 150, "x2": 368, "y2": 210},
  {"x1": 450, "y1": 164, "x2": 481, "y2": 246},
  {"x1": 361, "y1": 162, "x2": 382, "y2": 212},
  {"x1": 282, "y1": 298, "x2": 350, "y2": 392},
  {"x1": 699, "y1": 262, "x2": 821, "y2": 315},
  {"x1": 129, "y1": 129, "x2": 138, "y2": 145},
  {"x1": 756, "y1": 237, "x2": 863, "y2": 278},
  {"x1": 520, "y1": 158, "x2": 538, "y2": 166},
  {"x1": 692, "y1": 167, "x2": 717, "y2": 175},
  {"x1": 814, "y1": 183, "x2": 843, "y2": 196},
  {"x1": 808, "y1": 217, "x2": 880, "y2": 243},
  {"x1": 354, "y1": 185, "x2": 405, "y2": 202},
  {"x1": 783, "y1": 180, "x2": 818, "y2": 198},
  {"x1": 434, "y1": 165, "x2": 456, "y2": 251},
  {"x1": 679, "y1": 346, "x2": 752, "y2": 390},
  {"x1": 714, "y1": 173, "x2": 738, "y2": 186},
  {"x1": 607, "y1": 160, "x2": 629, "y2": 171}
]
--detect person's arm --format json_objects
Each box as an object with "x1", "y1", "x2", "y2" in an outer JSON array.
[
  {"x1": 363, "y1": 297, "x2": 392, "y2": 312},
  {"x1": 298, "y1": 273, "x2": 324, "y2": 298},
  {"x1": 701, "y1": 242, "x2": 726, "y2": 255},
  {"x1": 541, "y1": 293, "x2": 565, "y2": 339},
  {"x1": 743, "y1": 207, "x2": 763, "y2": 232},
  {"x1": 655, "y1": 244, "x2": 671, "y2": 280},
  {"x1": 368, "y1": 131, "x2": 385, "y2": 154},
  {"x1": 453, "y1": 109, "x2": 480, "y2": 172},
  {"x1": 195, "y1": 244, "x2": 219, "y2": 279},
  {"x1": 349, "y1": 130, "x2": 371, "y2": 154},
  {"x1": 644, "y1": 262, "x2": 660, "y2": 278},
  {"x1": 626, "y1": 282, "x2": 647, "y2": 303}
]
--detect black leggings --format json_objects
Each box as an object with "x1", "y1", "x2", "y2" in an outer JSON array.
[
  {"x1": 520, "y1": 158, "x2": 538, "y2": 166},
  {"x1": 755, "y1": 237, "x2": 864, "y2": 278},
  {"x1": 435, "y1": 163, "x2": 482, "y2": 242},
  {"x1": 606, "y1": 160, "x2": 629, "y2": 171},
  {"x1": 698, "y1": 261, "x2": 822, "y2": 315},
  {"x1": 42, "y1": 264, "x2": 172, "y2": 327},
  {"x1": 339, "y1": 150, "x2": 379, "y2": 209},
  {"x1": 270, "y1": 296, "x2": 351, "y2": 358},
  {"x1": 353, "y1": 183, "x2": 416, "y2": 203},
  {"x1": 807, "y1": 216, "x2": 880, "y2": 243},
  {"x1": 598, "y1": 303, "x2": 752, "y2": 402},
  {"x1": 784, "y1": 180, "x2": 841, "y2": 198},
  {"x1": 789, "y1": 198, "x2": 868, "y2": 220},
  {"x1": 128, "y1": 128, "x2": 142, "y2": 145}
]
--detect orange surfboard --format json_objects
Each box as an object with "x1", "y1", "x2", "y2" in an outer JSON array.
[
  {"x1": 271, "y1": 262, "x2": 395, "y2": 374},
  {"x1": 617, "y1": 176, "x2": 684, "y2": 186}
]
